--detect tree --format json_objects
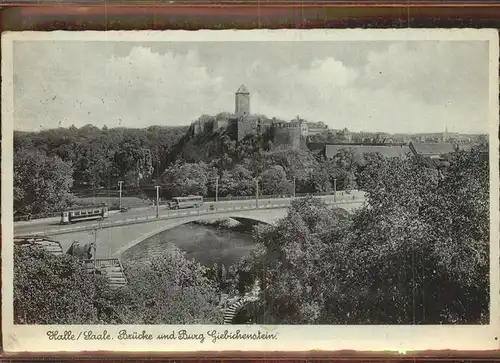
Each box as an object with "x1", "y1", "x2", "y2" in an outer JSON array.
[
  {"x1": 116, "y1": 248, "x2": 223, "y2": 324},
  {"x1": 75, "y1": 144, "x2": 114, "y2": 188},
  {"x1": 326, "y1": 148, "x2": 361, "y2": 190},
  {"x1": 218, "y1": 165, "x2": 255, "y2": 197},
  {"x1": 14, "y1": 246, "x2": 111, "y2": 324},
  {"x1": 263, "y1": 149, "x2": 315, "y2": 181},
  {"x1": 114, "y1": 139, "x2": 154, "y2": 188},
  {"x1": 345, "y1": 149, "x2": 489, "y2": 324},
  {"x1": 423, "y1": 148, "x2": 489, "y2": 322},
  {"x1": 355, "y1": 152, "x2": 385, "y2": 190},
  {"x1": 13, "y1": 124, "x2": 188, "y2": 211},
  {"x1": 307, "y1": 163, "x2": 332, "y2": 193},
  {"x1": 161, "y1": 161, "x2": 209, "y2": 197},
  {"x1": 205, "y1": 166, "x2": 220, "y2": 197},
  {"x1": 241, "y1": 149, "x2": 489, "y2": 325},
  {"x1": 260, "y1": 165, "x2": 293, "y2": 196},
  {"x1": 14, "y1": 150, "x2": 74, "y2": 215},
  {"x1": 248, "y1": 197, "x2": 351, "y2": 324}
]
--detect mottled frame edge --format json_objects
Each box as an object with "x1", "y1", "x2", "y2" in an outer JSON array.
[{"x1": 1, "y1": 5, "x2": 500, "y2": 359}]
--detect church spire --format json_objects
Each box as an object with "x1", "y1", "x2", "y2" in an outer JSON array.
[{"x1": 443, "y1": 126, "x2": 449, "y2": 142}]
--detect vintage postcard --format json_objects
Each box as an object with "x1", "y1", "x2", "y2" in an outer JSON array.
[{"x1": 2, "y1": 29, "x2": 499, "y2": 353}]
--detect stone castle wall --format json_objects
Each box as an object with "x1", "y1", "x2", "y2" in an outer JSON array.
[
  {"x1": 237, "y1": 117, "x2": 258, "y2": 141},
  {"x1": 192, "y1": 115, "x2": 303, "y2": 150},
  {"x1": 192, "y1": 114, "x2": 233, "y2": 136},
  {"x1": 214, "y1": 115, "x2": 229, "y2": 131},
  {"x1": 234, "y1": 118, "x2": 302, "y2": 149},
  {"x1": 271, "y1": 122, "x2": 302, "y2": 150}
]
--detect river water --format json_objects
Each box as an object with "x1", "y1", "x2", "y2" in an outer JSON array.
[{"x1": 121, "y1": 221, "x2": 256, "y2": 267}]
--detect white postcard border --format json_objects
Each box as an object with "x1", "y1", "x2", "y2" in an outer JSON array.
[{"x1": 2, "y1": 29, "x2": 499, "y2": 353}]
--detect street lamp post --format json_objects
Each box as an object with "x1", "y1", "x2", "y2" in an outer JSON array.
[
  {"x1": 215, "y1": 176, "x2": 219, "y2": 203},
  {"x1": 155, "y1": 185, "x2": 160, "y2": 218},
  {"x1": 118, "y1": 181, "x2": 124, "y2": 210},
  {"x1": 333, "y1": 178, "x2": 337, "y2": 203},
  {"x1": 293, "y1": 177, "x2": 296, "y2": 198},
  {"x1": 91, "y1": 226, "x2": 100, "y2": 274},
  {"x1": 255, "y1": 178, "x2": 260, "y2": 208}
]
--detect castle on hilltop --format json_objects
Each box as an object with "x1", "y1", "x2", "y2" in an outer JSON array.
[
  {"x1": 233, "y1": 84, "x2": 308, "y2": 149},
  {"x1": 190, "y1": 84, "x2": 337, "y2": 150}
]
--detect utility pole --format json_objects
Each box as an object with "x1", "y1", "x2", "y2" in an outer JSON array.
[
  {"x1": 156, "y1": 146, "x2": 160, "y2": 180},
  {"x1": 255, "y1": 178, "x2": 259, "y2": 208},
  {"x1": 293, "y1": 177, "x2": 296, "y2": 198},
  {"x1": 333, "y1": 178, "x2": 337, "y2": 203},
  {"x1": 215, "y1": 176, "x2": 219, "y2": 203},
  {"x1": 118, "y1": 181, "x2": 124, "y2": 210},
  {"x1": 92, "y1": 227, "x2": 99, "y2": 274},
  {"x1": 155, "y1": 185, "x2": 160, "y2": 218}
]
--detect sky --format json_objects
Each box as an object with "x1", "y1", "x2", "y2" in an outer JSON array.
[{"x1": 12, "y1": 39, "x2": 491, "y2": 134}]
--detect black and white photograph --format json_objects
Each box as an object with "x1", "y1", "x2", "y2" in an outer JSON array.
[{"x1": 2, "y1": 29, "x2": 499, "y2": 352}]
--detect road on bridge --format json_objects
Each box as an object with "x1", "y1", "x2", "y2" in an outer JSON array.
[
  {"x1": 14, "y1": 191, "x2": 365, "y2": 237},
  {"x1": 13, "y1": 192, "x2": 366, "y2": 258}
]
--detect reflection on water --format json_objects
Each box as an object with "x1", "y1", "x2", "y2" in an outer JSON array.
[{"x1": 120, "y1": 221, "x2": 255, "y2": 267}]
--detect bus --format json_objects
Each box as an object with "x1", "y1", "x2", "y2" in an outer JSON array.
[
  {"x1": 61, "y1": 204, "x2": 109, "y2": 224},
  {"x1": 167, "y1": 196, "x2": 203, "y2": 209}
]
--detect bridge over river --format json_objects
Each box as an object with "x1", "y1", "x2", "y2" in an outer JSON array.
[{"x1": 14, "y1": 192, "x2": 366, "y2": 258}]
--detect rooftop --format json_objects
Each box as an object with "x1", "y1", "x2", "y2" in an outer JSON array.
[
  {"x1": 410, "y1": 142, "x2": 461, "y2": 156},
  {"x1": 325, "y1": 144, "x2": 412, "y2": 159},
  {"x1": 307, "y1": 121, "x2": 328, "y2": 127},
  {"x1": 236, "y1": 84, "x2": 250, "y2": 94}
]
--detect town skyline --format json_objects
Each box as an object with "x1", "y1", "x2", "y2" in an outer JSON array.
[
  {"x1": 12, "y1": 40, "x2": 491, "y2": 134},
  {"x1": 14, "y1": 112, "x2": 485, "y2": 137}
]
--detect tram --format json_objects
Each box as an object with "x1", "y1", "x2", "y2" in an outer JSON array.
[{"x1": 61, "y1": 204, "x2": 109, "y2": 224}]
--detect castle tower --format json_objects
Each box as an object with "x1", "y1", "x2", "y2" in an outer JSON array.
[{"x1": 235, "y1": 84, "x2": 250, "y2": 117}]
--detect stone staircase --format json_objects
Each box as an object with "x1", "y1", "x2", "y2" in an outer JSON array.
[
  {"x1": 83, "y1": 258, "x2": 128, "y2": 289},
  {"x1": 222, "y1": 280, "x2": 261, "y2": 324}
]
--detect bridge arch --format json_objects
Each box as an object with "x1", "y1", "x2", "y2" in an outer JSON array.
[
  {"x1": 112, "y1": 211, "x2": 282, "y2": 257},
  {"x1": 38, "y1": 199, "x2": 364, "y2": 258}
]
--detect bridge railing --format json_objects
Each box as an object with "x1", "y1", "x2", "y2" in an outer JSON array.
[
  {"x1": 14, "y1": 190, "x2": 361, "y2": 222},
  {"x1": 202, "y1": 190, "x2": 359, "y2": 202},
  {"x1": 16, "y1": 195, "x2": 366, "y2": 237}
]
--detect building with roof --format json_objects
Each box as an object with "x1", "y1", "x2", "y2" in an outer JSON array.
[
  {"x1": 324, "y1": 144, "x2": 412, "y2": 160},
  {"x1": 306, "y1": 121, "x2": 328, "y2": 136},
  {"x1": 408, "y1": 142, "x2": 459, "y2": 159},
  {"x1": 340, "y1": 128, "x2": 352, "y2": 142},
  {"x1": 324, "y1": 142, "x2": 476, "y2": 161}
]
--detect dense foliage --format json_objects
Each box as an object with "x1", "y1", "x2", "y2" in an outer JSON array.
[
  {"x1": 14, "y1": 247, "x2": 111, "y2": 324},
  {"x1": 14, "y1": 150, "x2": 74, "y2": 215},
  {"x1": 115, "y1": 248, "x2": 223, "y2": 324},
  {"x1": 13, "y1": 121, "x2": 363, "y2": 214},
  {"x1": 14, "y1": 246, "x2": 223, "y2": 325},
  {"x1": 13, "y1": 120, "x2": 490, "y2": 325},
  {"x1": 14, "y1": 125, "x2": 187, "y2": 190},
  {"x1": 232, "y1": 148, "x2": 489, "y2": 325}
]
